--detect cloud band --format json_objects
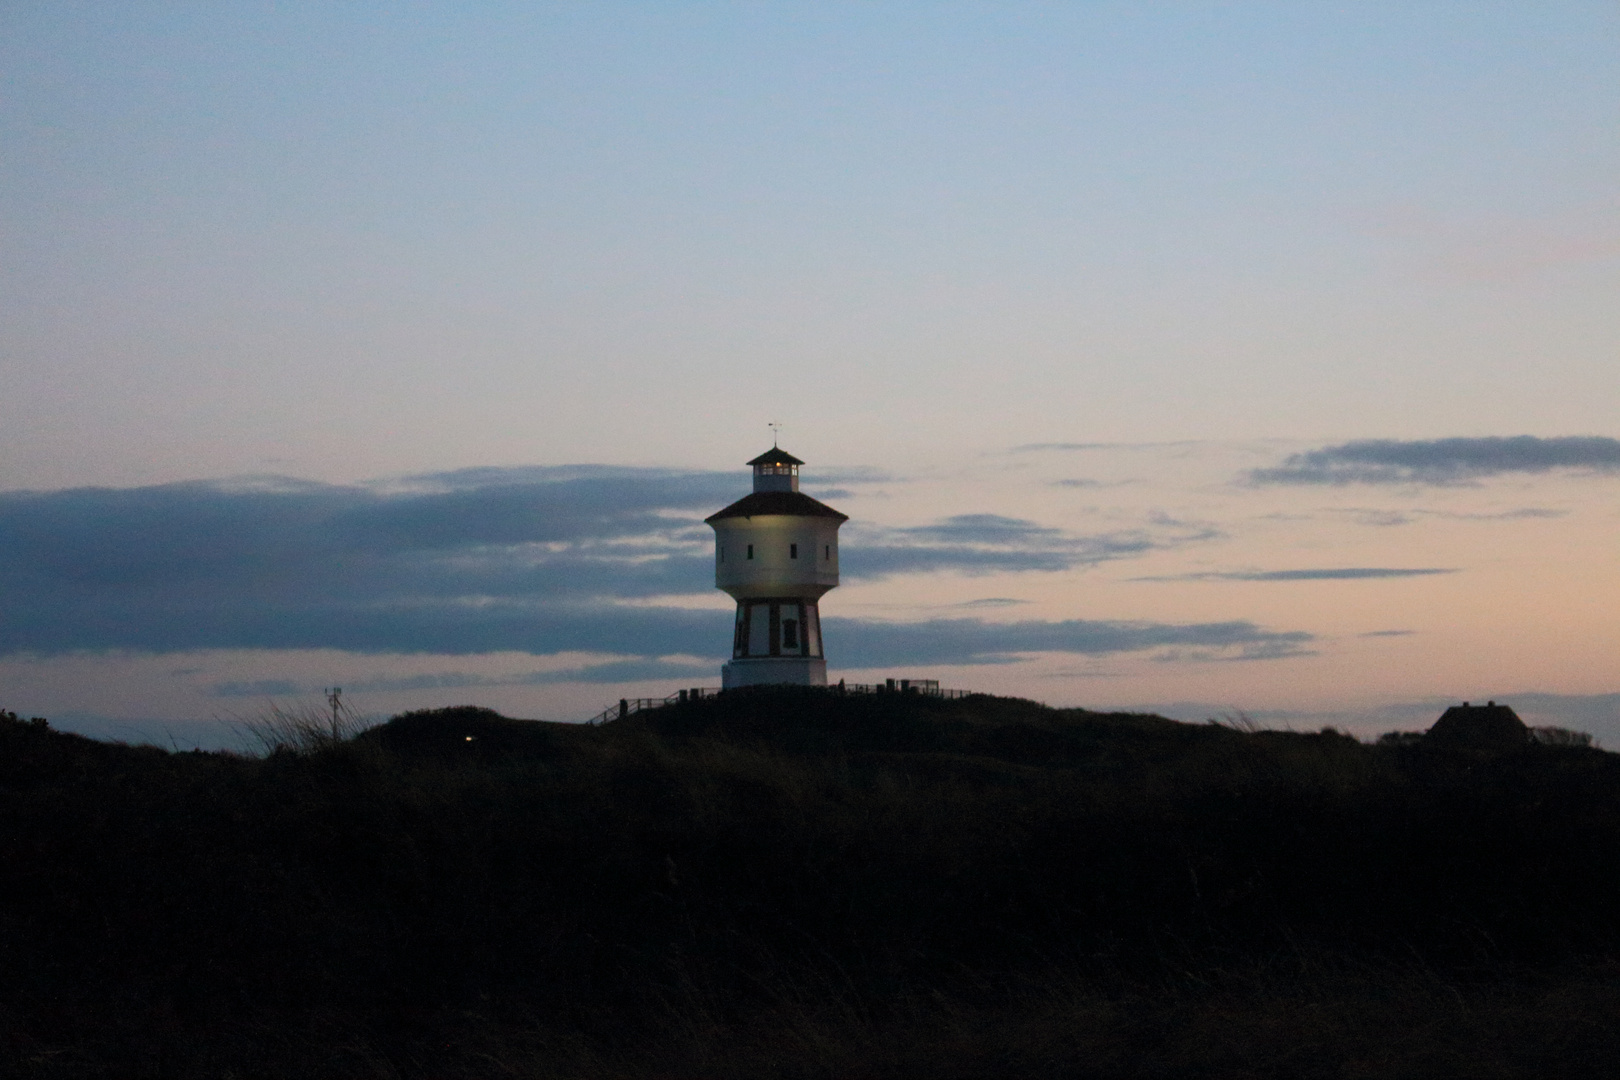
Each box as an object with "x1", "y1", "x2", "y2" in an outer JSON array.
[
  {"x1": 1250, "y1": 436, "x2": 1620, "y2": 485},
  {"x1": 0, "y1": 470, "x2": 1302, "y2": 669}
]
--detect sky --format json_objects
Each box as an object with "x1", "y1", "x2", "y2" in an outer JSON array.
[{"x1": 2, "y1": 3, "x2": 1617, "y2": 749}]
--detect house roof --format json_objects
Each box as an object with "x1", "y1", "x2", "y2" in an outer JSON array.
[
  {"x1": 705, "y1": 490, "x2": 848, "y2": 523},
  {"x1": 1424, "y1": 702, "x2": 1528, "y2": 750},
  {"x1": 747, "y1": 447, "x2": 805, "y2": 467}
]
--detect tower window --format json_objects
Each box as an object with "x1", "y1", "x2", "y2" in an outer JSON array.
[
  {"x1": 790, "y1": 543, "x2": 798, "y2": 559},
  {"x1": 824, "y1": 545, "x2": 830, "y2": 560},
  {"x1": 782, "y1": 618, "x2": 799, "y2": 649},
  {"x1": 747, "y1": 603, "x2": 770, "y2": 656},
  {"x1": 747, "y1": 544, "x2": 753, "y2": 559}
]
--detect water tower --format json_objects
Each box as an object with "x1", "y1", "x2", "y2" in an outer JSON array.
[{"x1": 706, "y1": 447, "x2": 848, "y2": 688}]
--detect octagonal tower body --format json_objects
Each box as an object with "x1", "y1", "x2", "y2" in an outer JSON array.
[{"x1": 705, "y1": 448, "x2": 848, "y2": 688}]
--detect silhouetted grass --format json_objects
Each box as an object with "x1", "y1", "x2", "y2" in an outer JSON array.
[
  {"x1": 3, "y1": 692, "x2": 1620, "y2": 1077},
  {"x1": 235, "y1": 691, "x2": 376, "y2": 755}
]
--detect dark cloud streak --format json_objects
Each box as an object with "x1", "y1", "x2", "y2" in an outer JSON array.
[
  {"x1": 826, "y1": 617, "x2": 1312, "y2": 667},
  {"x1": 1133, "y1": 568, "x2": 1456, "y2": 583},
  {"x1": 1250, "y1": 436, "x2": 1620, "y2": 486},
  {"x1": 843, "y1": 513, "x2": 1216, "y2": 581}
]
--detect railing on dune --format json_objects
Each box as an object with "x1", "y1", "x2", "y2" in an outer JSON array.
[{"x1": 585, "y1": 678, "x2": 972, "y2": 725}]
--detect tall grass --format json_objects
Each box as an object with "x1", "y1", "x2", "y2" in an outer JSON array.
[{"x1": 237, "y1": 687, "x2": 375, "y2": 755}]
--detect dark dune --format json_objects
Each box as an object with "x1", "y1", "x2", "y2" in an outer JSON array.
[{"x1": 4, "y1": 690, "x2": 1620, "y2": 1077}]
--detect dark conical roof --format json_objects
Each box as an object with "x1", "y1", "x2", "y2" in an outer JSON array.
[
  {"x1": 748, "y1": 447, "x2": 804, "y2": 466},
  {"x1": 1424, "y1": 702, "x2": 1528, "y2": 750},
  {"x1": 705, "y1": 490, "x2": 848, "y2": 523}
]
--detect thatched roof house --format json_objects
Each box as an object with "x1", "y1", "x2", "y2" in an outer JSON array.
[{"x1": 1424, "y1": 701, "x2": 1528, "y2": 750}]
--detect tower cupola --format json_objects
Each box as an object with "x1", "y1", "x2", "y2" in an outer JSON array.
[{"x1": 749, "y1": 447, "x2": 803, "y2": 492}]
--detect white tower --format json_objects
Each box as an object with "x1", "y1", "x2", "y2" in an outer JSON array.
[{"x1": 706, "y1": 448, "x2": 848, "y2": 688}]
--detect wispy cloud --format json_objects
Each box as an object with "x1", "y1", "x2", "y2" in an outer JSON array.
[
  {"x1": 826, "y1": 617, "x2": 1312, "y2": 668},
  {"x1": 1329, "y1": 506, "x2": 1568, "y2": 528},
  {"x1": 1009, "y1": 441, "x2": 1198, "y2": 454},
  {"x1": 210, "y1": 679, "x2": 304, "y2": 698},
  {"x1": 1132, "y1": 568, "x2": 1457, "y2": 583},
  {"x1": 210, "y1": 656, "x2": 718, "y2": 697},
  {"x1": 1433, "y1": 507, "x2": 1569, "y2": 521},
  {"x1": 1249, "y1": 437, "x2": 1620, "y2": 486},
  {"x1": 199, "y1": 614, "x2": 1313, "y2": 693},
  {"x1": 845, "y1": 512, "x2": 1219, "y2": 581},
  {"x1": 892, "y1": 513, "x2": 1066, "y2": 546},
  {"x1": 1340, "y1": 509, "x2": 1416, "y2": 527}
]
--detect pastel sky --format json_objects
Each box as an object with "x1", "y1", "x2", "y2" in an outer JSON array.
[{"x1": 3, "y1": 3, "x2": 1617, "y2": 748}]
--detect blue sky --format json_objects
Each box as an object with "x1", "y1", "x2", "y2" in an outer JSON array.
[{"x1": 2, "y1": 3, "x2": 1617, "y2": 746}]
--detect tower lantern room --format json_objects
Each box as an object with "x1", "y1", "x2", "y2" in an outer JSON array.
[
  {"x1": 706, "y1": 447, "x2": 847, "y2": 688},
  {"x1": 750, "y1": 448, "x2": 802, "y2": 492}
]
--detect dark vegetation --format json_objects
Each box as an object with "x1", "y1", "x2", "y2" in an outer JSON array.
[{"x1": 4, "y1": 691, "x2": 1620, "y2": 1077}]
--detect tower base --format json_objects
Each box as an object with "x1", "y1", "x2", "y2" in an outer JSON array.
[{"x1": 722, "y1": 657, "x2": 827, "y2": 689}]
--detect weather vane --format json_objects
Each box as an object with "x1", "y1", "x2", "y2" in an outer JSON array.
[{"x1": 768, "y1": 421, "x2": 782, "y2": 448}]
